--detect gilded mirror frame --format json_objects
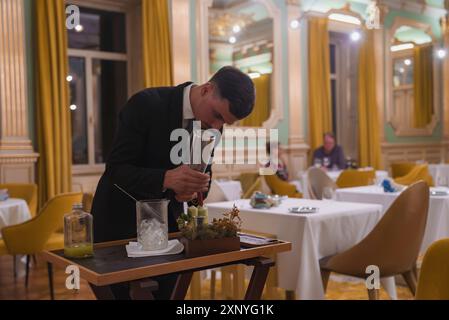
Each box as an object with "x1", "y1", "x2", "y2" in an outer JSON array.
[{"x1": 386, "y1": 16, "x2": 442, "y2": 137}]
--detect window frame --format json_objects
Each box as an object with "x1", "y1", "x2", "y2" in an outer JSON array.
[{"x1": 66, "y1": 0, "x2": 141, "y2": 175}]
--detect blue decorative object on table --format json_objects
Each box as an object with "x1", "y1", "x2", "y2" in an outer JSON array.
[
  {"x1": 250, "y1": 192, "x2": 274, "y2": 209},
  {"x1": 381, "y1": 179, "x2": 396, "y2": 193}
]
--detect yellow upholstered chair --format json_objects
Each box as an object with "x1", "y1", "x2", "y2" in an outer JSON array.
[
  {"x1": 264, "y1": 175, "x2": 302, "y2": 198},
  {"x1": 239, "y1": 173, "x2": 260, "y2": 197},
  {"x1": 416, "y1": 238, "x2": 449, "y2": 300},
  {"x1": 0, "y1": 183, "x2": 38, "y2": 217},
  {"x1": 1, "y1": 192, "x2": 83, "y2": 299},
  {"x1": 391, "y1": 162, "x2": 416, "y2": 179},
  {"x1": 395, "y1": 164, "x2": 434, "y2": 187},
  {"x1": 336, "y1": 170, "x2": 375, "y2": 189}
]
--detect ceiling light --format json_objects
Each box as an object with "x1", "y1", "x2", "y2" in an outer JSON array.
[
  {"x1": 248, "y1": 72, "x2": 260, "y2": 79},
  {"x1": 329, "y1": 13, "x2": 361, "y2": 26},
  {"x1": 390, "y1": 43, "x2": 414, "y2": 52},
  {"x1": 70, "y1": 104, "x2": 77, "y2": 111},
  {"x1": 290, "y1": 19, "x2": 300, "y2": 29},
  {"x1": 350, "y1": 31, "x2": 362, "y2": 42},
  {"x1": 229, "y1": 36, "x2": 237, "y2": 44},
  {"x1": 75, "y1": 25, "x2": 84, "y2": 32},
  {"x1": 437, "y1": 49, "x2": 447, "y2": 59},
  {"x1": 404, "y1": 59, "x2": 412, "y2": 66},
  {"x1": 66, "y1": 75, "x2": 73, "y2": 82},
  {"x1": 233, "y1": 25, "x2": 241, "y2": 33}
]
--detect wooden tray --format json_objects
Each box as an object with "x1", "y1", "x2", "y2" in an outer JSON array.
[{"x1": 180, "y1": 236, "x2": 240, "y2": 258}]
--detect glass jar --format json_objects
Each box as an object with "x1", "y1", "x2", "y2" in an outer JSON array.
[{"x1": 64, "y1": 203, "x2": 94, "y2": 258}]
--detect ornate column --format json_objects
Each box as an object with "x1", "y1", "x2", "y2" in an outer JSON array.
[
  {"x1": 442, "y1": 1, "x2": 449, "y2": 160},
  {"x1": 0, "y1": 0, "x2": 38, "y2": 183},
  {"x1": 171, "y1": 0, "x2": 192, "y2": 84},
  {"x1": 285, "y1": 0, "x2": 309, "y2": 174}
]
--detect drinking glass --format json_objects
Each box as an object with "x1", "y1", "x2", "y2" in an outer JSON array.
[
  {"x1": 323, "y1": 157, "x2": 330, "y2": 168},
  {"x1": 314, "y1": 158, "x2": 322, "y2": 168},
  {"x1": 136, "y1": 199, "x2": 169, "y2": 251}
]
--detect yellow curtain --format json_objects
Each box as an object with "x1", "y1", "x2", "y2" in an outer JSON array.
[
  {"x1": 358, "y1": 29, "x2": 382, "y2": 169},
  {"x1": 413, "y1": 44, "x2": 434, "y2": 128},
  {"x1": 35, "y1": 0, "x2": 72, "y2": 207},
  {"x1": 241, "y1": 74, "x2": 271, "y2": 127},
  {"x1": 308, "y1": 17, "x2": 332, "y2": 151},
  {"x1": 142, "y1": 0, "x2": 173, "y2": 87}
]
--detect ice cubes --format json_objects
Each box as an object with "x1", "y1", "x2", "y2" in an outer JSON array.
[{"x1": 138, "y1": 218, "x2": 168, "y2": 251}]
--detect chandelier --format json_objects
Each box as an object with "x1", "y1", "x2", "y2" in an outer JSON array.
[{"x1": 209, "y1": 11, "x2": 254, "y2": 39}]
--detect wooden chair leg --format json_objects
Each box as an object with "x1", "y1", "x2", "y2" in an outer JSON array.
[
  {"x1": 402, "y1": 270, "x2": 417, "y2": 296},
  {"x1": 210, "y1": 270, "x2": 216, "y2": 300},
  {"x1": 47, "y1": 263, "x2": 54, "y2": 300},
  {"x1": 221, "y1": 267, "x2": 232, "y2": 299},
  {"x1": 189, "y1": 272, "x2": 201, "y2": 300},
  {"x1": 13, "y1": 255, "x2": 17, "y2": 280},
  {"x1": 367, "y1": 288, "x2": 380, "y2": 300},
  {"x1": 32, "y1": 254, "x2": 37, "y2": 267},
  {"x1": 320, "y1": 269, "x2": 331, "y2": 292},
  {"x1": 25, "y1": 255, "x2": 30, "y2": 288},
  {"x1": 233, "y1": 265, "x2": 245, "y2": 300},
  {"x1": 285, "y1": 290, "x2": 296, "y2": 300}
]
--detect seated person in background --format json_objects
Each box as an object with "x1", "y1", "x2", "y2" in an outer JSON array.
[
  {"x1": 266, "y1": 141, "x2": 289, "y2": 181},
  {"x1": 312, "y1": 132, "x2": 346, "y2": 170}
]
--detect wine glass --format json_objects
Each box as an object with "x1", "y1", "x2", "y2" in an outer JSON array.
[
  {"x1": 322, "y1": 187, "x2": 336, "y2": 201},
  {"x1": 323, "y1": 157, "x2": 330, "y2": 168},
  {"x1": 314, "y1": 158, "x2": 322, "y2": 168}
]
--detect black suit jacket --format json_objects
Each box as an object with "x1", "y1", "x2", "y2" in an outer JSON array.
[{"x1": 91, "y1": 82, "x2": 211, "y2": 242}]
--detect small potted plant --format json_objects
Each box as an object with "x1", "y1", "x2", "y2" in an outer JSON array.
[{"x1": 177, "y1": 205, "x2": 242, "y2": 257}]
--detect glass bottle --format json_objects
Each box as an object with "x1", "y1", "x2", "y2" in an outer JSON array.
[{"x1": 64, "y1": 203, "x2": 94, "y2": 258}]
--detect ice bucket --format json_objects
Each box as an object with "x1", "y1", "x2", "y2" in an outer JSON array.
[{"x1": 136, "y1": 199, "x2": 169, "y2": 251}]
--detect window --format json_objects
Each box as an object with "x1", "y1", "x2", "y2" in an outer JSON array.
[{"x1": 67, "y1": 6, "x2": 128, "y2": 169}]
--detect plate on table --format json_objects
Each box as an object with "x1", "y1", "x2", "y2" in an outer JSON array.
[
  {"x1": 288, "y1": 206, "x2": 319, "y2": 214},
  {"x1": 238, "y1": 233, "x2": 279, "y2": 247}
]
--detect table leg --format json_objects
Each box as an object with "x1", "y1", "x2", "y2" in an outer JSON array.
[
  {"x1": 89, "y1": 284, "x2": 117, "y2": 300},
  {"x1": 171, "y1": 272, "x2": 193, "y2": 300},
  {"x1": 244, "y1": 257, "x2": 275, "y2": 300}
]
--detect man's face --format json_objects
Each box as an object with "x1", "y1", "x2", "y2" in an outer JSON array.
[
  {"x1": 323, "y1": 135, "x2": 336, "y2": 153},
  {"x1": 194, "y1": 83, "x2": 239, "y2": 130}
]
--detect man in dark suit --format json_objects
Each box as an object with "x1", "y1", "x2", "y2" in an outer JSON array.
[{"x1": 90, "y1": 66, "x2": 255, "y2": 299}]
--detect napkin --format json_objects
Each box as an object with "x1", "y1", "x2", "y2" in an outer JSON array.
[{"x1": 126, "y1": 239, "x2": 184, "y2": 258}]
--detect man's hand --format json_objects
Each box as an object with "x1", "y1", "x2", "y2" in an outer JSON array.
[
  {"x1": 163, "y1": 165, "x2": 210, "y2": 196},
  {"x1": 175, "y1": 193, "x2": 197, "y2": 203}
]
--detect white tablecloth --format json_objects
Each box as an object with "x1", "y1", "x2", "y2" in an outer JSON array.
[
  {"x1": 207, "y1": 198, "x2": 385, "y2": 299},
  {"x1": 0, "y1": 198, "x2": 31, "y2": 239},
  {"x1": 335, "y1": 186, "x2": 449, "y2": 254},
  {"x1": 298, "y1": 170, "x2": 389, "y2": 198},
  {"x1": 429, "y1": 164, "x2": 449, "y2": 186}
]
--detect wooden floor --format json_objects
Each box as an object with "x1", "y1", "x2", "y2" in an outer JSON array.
[{"x1": 0, "y1": 255, "x2": 413, "y2": 300}]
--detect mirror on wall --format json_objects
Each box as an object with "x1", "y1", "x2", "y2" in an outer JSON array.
[
  {"x1": 387, "y1": 18, "x2": 443, "y2": 136},
  {"x1": 208, "y1": 0, "x2": 274, "y2": 127}
]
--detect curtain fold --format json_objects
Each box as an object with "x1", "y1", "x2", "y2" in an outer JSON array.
[
  {"x1": 241, "y1": 74, "x2": 271, "y2": 127},
  {"x1": 308, "y1": 17, "x2": 332, "y2": 151},
  {"x1": 142, "y1": 0, "x2": 173, "y2": 87},
  {"x1": 358, "y1": 29, "x2": 381, "y2": 169},
  {"x1": 35, "y1": 0, "x2": 72, "y2": 207},
  {"x1": 413, "y1": 44, "x2": 434, "y2": 128}
]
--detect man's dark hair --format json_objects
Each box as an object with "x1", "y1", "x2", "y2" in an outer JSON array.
[{"x1": 209, "y1": 66, "x2": 255, "y2": 120}]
